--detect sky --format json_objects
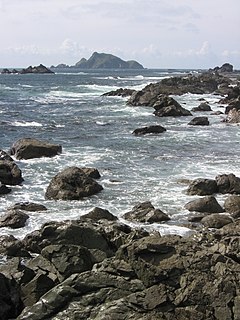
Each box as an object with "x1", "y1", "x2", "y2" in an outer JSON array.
[{"x1": 0, "y1": 0, "x2": 239, "y2": 69}]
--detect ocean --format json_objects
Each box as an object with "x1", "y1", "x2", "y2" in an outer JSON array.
[{"x1": 0, "y1": 68, "x2": 239, "y2": 239}]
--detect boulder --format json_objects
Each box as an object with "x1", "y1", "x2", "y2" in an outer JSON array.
[
  {"x1": 225, "y1": 98, "x2": 240, "y2": 114},
  {"x1": 201, "y1": 213, "x2": 233, "y2": 228},
  {"x1": 0, "y1": 235, "x2": 30, "y2": 257},
  {"x1": 0, "y1": 183, "x2": 11, "y2": 195},
  {"x1": 191, "y1": 102, "x2": 212, "y2": 112},
  {"x1": 186, "y1": 178, "x2": 218, "y2": 195},
  {"x1": 82, "y1": 207, "x2": 117, "y2": 221},
  {"x1": 123, "y1": 201, "x2": 170, "y2": 223},
  {"x1": 45, "y1": 166, "x2": 103, "y2": 200},
  {"x1": 188, "y1": 116, "x2": 209, "y2": 125},
  {"x1": 224, "y1": 195, "x2": 240, "y2": 213},
  {"x1": 8, "y1": 202, "x2": 47, "y2": 212},
  {"x1": 211, "y1": 63, "x2": 234, "y2": 73},
  {"x1": 154, "y1": 105, "x2": 192, "y2": 117},
  {"x1": 215, "y1": 173, "x2": 240, "y2": 194},
  {"x1": 132, "y1": 125, "x2": 166, "y2": 135},
  {"x1": 0, "y1": 149, "x2": 14, "y2": 161},
  {"x1": 80, "y1": 167, "x2": 101, "y2": 179},
  {"x1": 225, "y1": 108, "x2": 240, "y2": 123},
  {"x1": 0, "y1": 210, "x2": 29, "y2": 229},
  {"x1": 152, "y1": 95, "x2": 182, "y2": 111},
  {"x1": 0, "y1": 160, "x2": 24, "y2": 185},
  {"x1": 10, "y1": 138, "x2": 62, "y2": 160},
  {"x1": 102, "y1": 88, "x2": 136, "y2": 97},
  {"x1": 184, "y1": 196, "x2": 224, "y2": 213}
]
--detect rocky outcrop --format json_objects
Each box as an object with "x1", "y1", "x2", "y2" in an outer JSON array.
[
  {"x1": 215, "y1": 173, "x2": 240, "y2": 194},
  {"x1": 209, "y1": 63, "x2": 234, "y2": 73},
  {"x1": 185, "y1": 196, "x2": 224, "y2": 213},
  {"x1": 82, "y1": 207, "x2": 117, "y2": 221},
  {"x1": 1, "y1": 64, "x2": 54, "y2": 74},
  {"x1": 45, "y1": 166, "x2": 103, "y2": 200},
  {"x1": 10, "y1": 138, "x2": 62, "y2": 160},
  {"x1": 102, "y1": 88, "x2": 136, "y2": 97},
  {"x1": 187, "y1": 178, "x2": 218, "y2": 196},
  {"x1": 154, "y1": 104, "x2": 192, "y2": 117},
  {"x1": 225, "y1": 108, "x2": 240, "y2": 123},
  {"x1": 123, "y1": 201, "x2": 170, "y2": 223},
  {"x1": 188, "y1": 116, "x2": 210, "y2": 125},
  {"x1": 201, "y1": 213, "x2": 233, "y2": 228},
  {"x1": 132, "y1": 125, "x2": 166, "y2": 135}
]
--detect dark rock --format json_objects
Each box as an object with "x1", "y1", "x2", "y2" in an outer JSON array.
[
  {"x1": 186, "y1": 178, "x2": 218, "y2": 195},
  {"x1": 102, "y1": 88, "x2": 136, "y2": 97},
  {"x1": 45, "y1": 166, "x2": 103, "y2": 200},
  {"x1": 19, "y1": 64, "x2": 54, "y2": 74},
  {"x1": 10, "y1": 138, "x2": 62, "y2": 160},
  {"x1": 0, "y1": 149, "x2": 14, "y2": 161},
  {"x1": 224, "y1": 195, "x2": 240, "y2": 213},
  {"x1": 210, "y1": 63, "x2": 234, "y2": 73},
  {"x1": 82, "y1": 207, "x2": 117, "y2": 221},
  {"x1": 188, "y1": 116, "x2": 209, "y2": 125},
  {"x1": 74, "y1": 52, "x2": 144, "y2": 69},
  {"x1": 184, "y1": 196, "x2": 224, "y2": 213},
  {"x1": 0, "y1": 160, "x2": 24, "y2": 185},
  {"x1": 0, "y1": 273, "x2": 23, "y2": 319},
  {"x1": 201, "y1": 213, "x2": 233, "y2": 228},
  {"x1": 225, "y1": 98, "x2": 240, "y2": 114},
  {"x1": 0, "y1": 210, "x2": 29, "y2": 229},
  {"x1": 133, "y1": 125, "x2": 166, "y2": 135},
  {"x1": 191, "y1": 102, "x2": 212, "y2": 112},
  {"x1": 0, "y1": 183, "x2": 11, "y2": 195},
  {"x1": 80, "y1": 167, "x2": 101, "y2": 179},
  {"x1": 216, "y1": 173, "x2": 240, "y2": 194},
  {"x1": 153, "y1": 95, "x2": 182, "y2": 111},
  {"x1": 154, "y1": 104, "x2": 192, "y2": 117},
  {"x1": 0, "y1": 235, "x2": 30, "y2": 257},
  {"x1": 8, "y1": 202, "x2": 47, "y2": 212},
  {"x1": 225, "y1": 108, "x2": 240, "y2": 123},
  {"x1": 124, "y1": 201, "x2": 170, "y2": 223}
]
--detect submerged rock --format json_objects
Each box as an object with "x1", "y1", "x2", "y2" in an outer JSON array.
[
  {"x1": 132, "y1": 125, "x2": 166, "y2": 135},
  {"x1": 45, "y1": 166, "x2": 103, "y2": 200}
]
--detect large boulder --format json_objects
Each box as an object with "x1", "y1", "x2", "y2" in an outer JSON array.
[
  {"x1": 0, "y1": 183, "x2": 11, "y2": 195},
  {"x1": 0, "y1": 210, "x2": 29, "y2": 229},
  {"x1": 201, "y1": 213, "x2": 233, "y2": 228},
  {"x1": 184, "y1": 196, "x2": 224, "y2": 213},
  {"x1": 0, "y1": 160, "x2": 24, "y2": 185},
  {"x1": 191, "y1": 102, "x2": 212, "y2": 112},
  {"x1": 102, "y1": 88, "x2": 136, "y2": 97},
  {"x1": 8, "y1": 202, "x2": 47, "y2": 212},
  {"x1": 10, "y1": 138, "x2": 62, "y2": 160},
  {"x1": 188, "y1": 116, "x2": 209, "y2": 126},
  {"x1": 132, "y1": 125, "x2": 166, "y2": 135},
  {"x1": 123, "y1": 201, "x2": 170, "y2": 223},
  {"x1": 215, "y1": 173, "x2": 240, "y2": 194},
  {"x1": 45, "y1": 167, "x2": 103, "y2": 200},
  {"x1": 154, "y1": 105, "x2": 192, "y2": 117},
  {"x1": 224, "y1": 195, "x2": 240, "y2": 213},
  {"x1": 82, "y1": 207, "x2": 117, "y2": 221},
  {"x1": 186, "y1": 178, "x2": 218, "y2": 196}
]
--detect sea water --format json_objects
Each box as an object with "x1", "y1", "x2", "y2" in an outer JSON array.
[{"x1": 0, "y1": 68, "x2": 239, "y2": 238}]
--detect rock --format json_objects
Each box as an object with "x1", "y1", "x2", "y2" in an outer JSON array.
[
  {"x1": 201, "y1": 213, "x2": 233, "y2": 228},
  {"x1": 188, "y1": 116, "x2": 210, "y2": 125},
  {"x1": 10, "y1": 138, "x2": 62, "y2": 160},
  {"x1": 82, "y1": 207, "x2": 117, "y2": 221},
  {"x1": 224, "y1": 195, "x2": 240, "y2": 213},
  {"x1": 215, "y1": 173, "x2": 240, "y2": 194},
  {"x1": 19, "y1": 64, "x2": 54, "y2": 74},
  {"x1": 124, "y1": 201, "x2": 170, "y2": 223},
  {"x1": 0, "y1": 160, "x2": 24, "y2": 185},
  {"x1": 74, "y1": 52, "x2": 144, "y2": 69},
  {"x1": 132, "y1": 125, "x2": 166, "y2": 135},
  {"x1": 154, "y1": 104, "x2": 192, "y2": 117},
  {"x1": 80, "y1": 167, "x2": 101, "y2": 179},
  {"x1": 0, "y1": 183, "x2": 11, "y2": 195},
  {"x1": 45, "y1": 166, "x2": 103, "y2": 200},
  {"x1": 102, "y1": 88, "x2": 136, "y2": 97},
  {"x1": 191, "y1": 102, "x2": 212, "y2": 112},
  {"x1": 186, "y1": 178, "x2": 218, "y2": 195},
  {"x1": 225, "y1": 98, "x2": 240, "y2": 114},
  {"x1": 153, "y1": 95, "x2": 182, "y2": 111},
  {"x1": 225, "y1": 108, "x2": 240, "y2": 123},
  {"x1": 0, "y1": 273, "x2": 23, "y2": 319},
  {"x1": 184, "y1": 196, "x2": 224, "y2": 213},
  {"x1": 210, "y1": 63, "x2": 234, "y2": 73},
  {"x1": 8, "y1": 202, "x2": 47, "y2": 212},
  {"x1": 0, "y1": 210, "x2": 29, "y2": 229},
  {"x1": 0, "y1": 235, "x2": 30, "y2": 257},
  {"x1": 0, "y1": 149, "x2": 14, "y2": 161}
]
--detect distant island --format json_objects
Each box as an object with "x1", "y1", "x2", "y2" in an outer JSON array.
[
  {"x1": 51, "y1": 52, "x2": 144, "y2": 70},
  {"x1": 1, "y1": 64, "x2": 54, "y2": 74}
]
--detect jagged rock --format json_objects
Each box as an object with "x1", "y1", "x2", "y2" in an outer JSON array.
[
  {"x1": 45, "y1": 166, "x2": 103, "y2": 200},
  {"x1": 215, "y1": 173, "x2": 240, "y2": 194},
  {"x1": 186, "y1": 178, "x2": 218, "y2": 196},
  {"x1": 0, "y1": 235, "x2": 30, "y2": 257},
  {"x1": 225, "y1": 108, "x2": 240, "y2": 123},
  {"x1": 8, "y1": 202, "x2": 47, "y2": 212},
  {"x1": 153, "y1": 95, "x2": 182, "y2": 110},
  {"x1": 0, "y1": 210, "x2": 29, "y2": 229},
  {"x1": 184, "y1": 196, "x2": 224, "y2": 213},
  {"x1": 0, "y1": 183, "x2": 11, "y2": 195},
  {"x1": 0, "y1": 160, "x2": 24, "y2": 185},
  {"x1": 188, "y1": 116, "x2": 209, "y2": 125},
  {"x1": 133, "y1": 125, "x2": 166, "y2": 135},
  {"x1": 20, "y1": 64, "x2": 54, "y2": 74},
  {"x1": 102, "y1": 88, "x2": 136, "y2": 97},
  {"x1": 10, "y1": 138, "x2": 62, "y2": 160},
  {"x1": 123, "y1": 201, "x2": 170, "y2": 223},
  {"x1": 201, "y1": 213, "x2": 233, "y2": 228},
  {"x1": 225, "y1": 98, "x2": 240, "y2": 114},
  {"x1": 224, "y1": 195, "x2": 240, "y2": 213},
  {"x1": 82, "y1": 207, "x2": 117, "y2": 221},
  {"x1": 154, "y1": 104, "x2": 192, "y2": 117},
  {"x1": 191, "y1": 102, "x2": 212, "y2": 112},
  {"x1": 210, "y1": 63, "x2": 234, "y2": 73}
]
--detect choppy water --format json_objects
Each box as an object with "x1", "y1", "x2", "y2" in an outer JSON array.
[{"x1": 0, "y1": 68, "x2": 239, "y2": 238}]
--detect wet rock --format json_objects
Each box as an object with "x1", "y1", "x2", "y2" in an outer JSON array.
[
  {"x1": 188, "y1": 116, "x2": 209, "y2": 125},
  {"x1": 102, "y1": 88, "x2": 136, "y2": 97},
  {"x1": 191, "y1": 102, "x2": 212, "y2": 112},
  {"x1": 225, "y1": 108, "x2": 240, "y2": 123},
  {"x1": 0, "y1": 183, "x2": 11, "y2": 195},
  {"x1": 45, "y1": 166, "x2": 103, "y2": 200},
  {"x1": 0, "y1": 235, "x2": 30, "y2": 257},
  {"x1": 216, "y1": 173, "x2": 240, "y2": 194},
  {"x1": 80, "y1": 167, "x2": 101, "y2": 179},
  {"x1": 82, "y1": 207, "x2": 117, "y2": 221},
  {"x1": 8, "y1": 202, "x2": 47, "y2": 212},
  {"x1": 0, "y1": 159, "x2": 24, "y2": 185},
  {"x1": 210, "y1": 63, "x2": 234, "y2": 73},
  {"x1": 0, "y1": 149, "x2": 14, "y2": 162},
  {"x1": 153, "y1": 95, "x2": 182, "y2": 111},
  {"x1": 224, "y1": 195, "x2": 240, "y2": 213},
  {"x1": 133, "y1": 125, "x2": 166, "y2": 135},
  {"x1": 201, "y1": 213, "x2": 233, "y2": 228},
  {"x1": 10, "y1": 138, "x2": 62, "y2": 160},
  {"x1": 154, "y1": 104, "x2": 192, "y2": 117},
  {"x1": 0, "y1": 210, "x2": 29, "y2": 229},
  {"x1": 184, "y1": 196, "x2": 224, "y2": 213},
  {"x1": 124, "y1": 201, "x2": 170, "y2": 223},
  {"x1": 186, "y1": 178, "x2": 218, "y2": 196}
]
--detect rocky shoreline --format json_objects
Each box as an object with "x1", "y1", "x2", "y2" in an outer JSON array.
[{"x1": 0, "y1": 64, "x2": 240, "y2": 319}]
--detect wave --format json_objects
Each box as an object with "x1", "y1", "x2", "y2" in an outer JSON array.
[{"x1": 12, "y1": 121, "x2": 43, "y2": 127}]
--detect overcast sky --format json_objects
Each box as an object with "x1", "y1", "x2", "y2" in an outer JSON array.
[{"x1": 0, "y1": 0, "x2": 239, "y2": 69}]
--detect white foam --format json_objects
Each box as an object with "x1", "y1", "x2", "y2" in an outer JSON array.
[{"x1": 12, "y1": 121, "x2": 43, "y2": 127}]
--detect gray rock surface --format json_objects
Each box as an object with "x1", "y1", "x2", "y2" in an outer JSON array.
[{"x1": 185, "y1": 196, "x2": 224, "y2": 213}]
